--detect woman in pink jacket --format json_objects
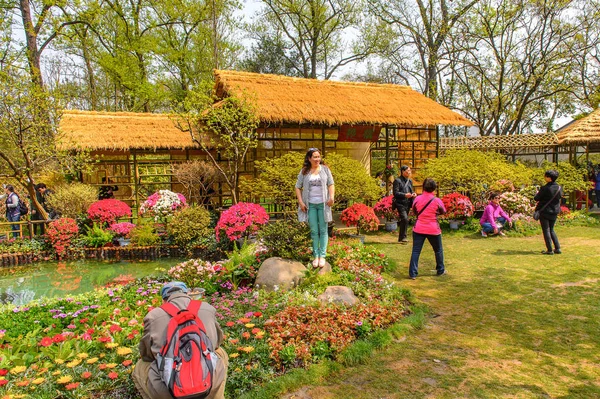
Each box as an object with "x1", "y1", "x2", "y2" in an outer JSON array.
[
  {"x1": 409, "y1": 178, "x2": 446, "y2": 280},
  {"x1": 480, "y1": 192, "x2": 512, "y2": 237}
]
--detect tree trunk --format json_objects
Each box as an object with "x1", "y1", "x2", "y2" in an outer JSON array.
[{"x1": 19, "y1": 0, "x2": 44, "y2": 87}]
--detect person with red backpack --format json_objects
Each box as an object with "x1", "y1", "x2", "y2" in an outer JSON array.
[{"x1": 132, "y1": 281, "x2": 229, "y2": 399}]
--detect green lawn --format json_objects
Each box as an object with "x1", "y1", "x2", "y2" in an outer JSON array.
[{"x1": 284, "y1": 226, "x2": 600, "y2": 399}]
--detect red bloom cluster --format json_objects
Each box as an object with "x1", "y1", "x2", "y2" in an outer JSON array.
[
  {"x1": 440, "y1": 192, "x2": 474, "y2": 219},
  {"x1": 373, "y1": 195, "x2": 399, "y2": 221},
  {"x1": 215, "y1": 202, "x2": 270, "y2": 242},
  {"x1": 45, "y1": 218, "x2": 79, "y2": 259},
  {"x1": 87, "y1": 199, "x2": 132, "y2": 225},
  {"x1": 340, "y1": 203, "x2": 380, "y2": 235}
]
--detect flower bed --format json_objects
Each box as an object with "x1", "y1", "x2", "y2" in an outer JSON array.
[{"x1": 0, "y1": 238, "x2": 410, "y2": 398}]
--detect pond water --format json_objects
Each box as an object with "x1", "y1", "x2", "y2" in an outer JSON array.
[{"x1": 0, "y1": 258, "x2": 183, "y2": 306}]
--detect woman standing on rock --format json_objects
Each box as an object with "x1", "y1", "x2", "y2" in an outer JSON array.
[{"x1": 295, "y1": 148, "x2": 335, "y2": 268}]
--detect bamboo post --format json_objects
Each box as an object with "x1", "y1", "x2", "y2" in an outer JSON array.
[{"x1": 133, "y1": 150, "x2": 140, "y2": 220}]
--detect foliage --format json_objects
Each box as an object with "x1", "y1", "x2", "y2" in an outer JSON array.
[
  {"x1": 108, "y1": 222, "x2": 136, "y2": 238},
  {"x1": 167, "y1": 259, "x2": 224, "y2": 295},
  {"x1": 0, "y1": 237, "x2": 48, "y2": 256},
  {"x1": 340, "y1": 204, "x2": 380, "y2": 235},
  {"x1": 557, "y1": 210, "x2": 600, "y2": 227},
  {"x1": 172, "y1": 160, "x2": 220, "y2": 205},
  {"x1": 373, "y1": 195, "x2": 399, "y2": 221},
  {"x1": 499, "y1": 192, "x2": 534, "y2": 217},
  {"x1": 382, "y1": 164, "x2": 399, "y2": 180},
  {"x1": 221, "y1": 241, "x2": 265, "y2": 290},
  {"x1": 325, "y1": 153, "x2": 383, "y2": 203},
  {"x1": 128, "y1": 224, "x2": 160, "y2": 246},
  {"x1": 81, "y1": 224, "x2": 114, "y2": 248},
  {"x1": 167, "y1": 206, "x2": 212, "y2": 248},
  {"x1": 45, "y1": 218, "x2": 79, "y2": 258},
  {"x1": 139, "y1": 190, "x2": 186, "y2": 221},
  {"x1": 440, "y1": 193, "x2": 474, "y2": 220},
  {"x1": 538, "y1": 161, "x2": 592, "y2": 194},
  {"x1": 256, "y1": 219, "x2": 312, "y2": 263},
  {"x1": 215, "y1": 202, "x2": 269, "y2": 242},
  {"x1": 87, "y1": 199, "x2": 132, "y2": 226},
  {"x1": 46, "y1": 183, "x2": 98, "y2": 219}
]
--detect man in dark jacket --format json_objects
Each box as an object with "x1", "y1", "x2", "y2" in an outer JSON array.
[
  {"x1": 534, "y1": 169, "x2": 563, "y2": 255},
  {"x1": 31, "y1": 183, "x2": 54, "y2": 234},
  {"x1": 132, "y1": 282, "x2": 229, "y2": 399},
  {"x1": 393, "y1": 165, "x2": 417, "y2": 244}
]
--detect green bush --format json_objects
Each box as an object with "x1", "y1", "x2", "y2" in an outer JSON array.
[
  {"x1": 257, "y1": 219, "x2": 312, "y2": 262},
  {"x1": 324, "y1": 153, "x2": 383, "y2": 203},
  {"x1": 46, "y1": 183, "x2": 98, "y2": 219},
  {"x1": 81, "y1": 223, "x2": 114, "y2": 247},
  {"x1": 221, "y1": 241, "x2": 261, "y2": 289},
  {"x1": 129, "y1": 223, "x2": 160, "y2": 246},
  {"x1": 167, "y1": 205, "x2": 213, "y2": 247}
]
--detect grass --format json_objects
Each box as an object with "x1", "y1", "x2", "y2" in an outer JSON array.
[{"x1": 278, "y1": 225, "x2": 600, "y2": 399}]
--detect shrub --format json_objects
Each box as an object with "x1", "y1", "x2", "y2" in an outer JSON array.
[
  {"x1": 340, "y1": 203, "x2": 380, "y2": 235},
  {"x1": 129, "y1": 223, "x2": 160, "y2": 246},
  {"x1": 87, "y1": 199, "x2": 132, "y2": 225},
  {"x1": 537, "y1": 161, "x2": 592, "y2": 194},
  {"x1": 81, "y1": 224, "x2": 114, "y2": 247},
  {"x1": 325, "y1": 153, "x2": 383, "y2": 203},
  {"x1": 167, "y1": 259, "x2": 223, "y2": 295},
  {"x1": 140, "y1": 189, "x2": 187, "y2": 221},
  {"x1": 46, "y1": 183, "x2": 97, "y2": 219},
  {"x1": 108, "y1": 222, "x2": 136, "y2": 238},
  {"x1": 221, "y1": 241, "x2": 264, "y2": 289},
  {"x1": 215, "y1": 202, "x2": 269, "y2": 242},
  {"x1": 440, "y1": 193, "x2": 474, "y2": 220},
  {"x1": 373, "y1": 195, "x2": 399, "y2": 222},
  {"x1": 173, "y1": 160, "x2": 220, "y2": 204},
  {"x1": 46, "y1": 218, "x2": 79, "y2": 258},
  {"x1": 167, "y1": 206, "x2": 212, "y2": 247},
  {"x1": 499, "y1": 192, "x2": 534, "y2": 217},
  {"x1": 257, "y1": 219, "x2": 312, "y2": 262}
]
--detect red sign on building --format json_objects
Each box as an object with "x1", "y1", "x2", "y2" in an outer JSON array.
[{"x1": 338, "y1": 124, "x2": 382, "y2": 142}]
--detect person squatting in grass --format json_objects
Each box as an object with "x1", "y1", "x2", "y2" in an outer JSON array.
[
  {"x1": 480, "y1": 192, "x2": 512, "y2": 237},
  {"x1": 295, "y1": 148, "x2": 335, "y2": 268},
  {"x1": 408, "y1": 178, "x2": 446, "y2": 280}
]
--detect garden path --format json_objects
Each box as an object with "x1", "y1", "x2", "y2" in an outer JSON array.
[{"x1": 284, "y1": 226, "x2": 600, "y2": 398}]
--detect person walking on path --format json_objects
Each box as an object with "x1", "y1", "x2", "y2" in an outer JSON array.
[
  {"x1": 31, "y1": 183, "x2": 54, "y2": 235},
  {"x1": 132, "y1": 281, "x2": 229, "y2": 399},
  {"x1": 295, "y1": 148, "x2": 335, "y2": 268},
  {"x1": 480, "y1": 192, "x2": 512, "y2": 237},
  {"x1": 408, "y1": 178, "x2": 446, "y2": 279},
  {"x1": 534, "y1": 170, "x2": 563, "y2": 255},
  {"x1": 393, "y1": 165, "x2": 417, "y2": 244},
  {"x1": 2, "y1": 185, "x2": 21, "y2": 238}
]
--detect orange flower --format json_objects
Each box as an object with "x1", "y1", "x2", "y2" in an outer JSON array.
[
  {"x1": 238, "y1": 317, "x2": 251, "y2": 323},
  {"x1": 81, "y1": 371, "x2": 92, "y2": 379},
  {"x1": 16, "y1": 380, "x2": 30, "y2": 387},
  {"x1": 108, "y1": 371, "x2": 118, "y2": 380},
  {"x1": 251, "y1": 328, "x2": 261, "y2": 334},
  {"x1": 65, "y1": 382, "x2": 80, "y2": 390},
  {"x1": 122, "y1": 360, "x2": 133, "y2": 367},
  {"x1": 242, "y1": 332, "x2": 250, "y2": 339}
]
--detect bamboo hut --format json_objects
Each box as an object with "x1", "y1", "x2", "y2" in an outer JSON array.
[
  {"x1": 59, "y1": 70, "x2": 473, "y2": 210},
  {"x1": 557, "y1": 107, "x2": 600, "y2": 160}
]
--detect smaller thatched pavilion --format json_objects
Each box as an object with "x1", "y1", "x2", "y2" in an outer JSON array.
[{"x1": 556, "y1": 107, "x2": 600, "y2": 160}]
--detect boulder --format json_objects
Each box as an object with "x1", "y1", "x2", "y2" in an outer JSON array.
[
  {"x1": 317, "y1": 286, "x2": 360, "y2": 306},
  {"x1": 316, "y1": 261, "x2": 332, "y2": 275},
  {"x1": 255, "y1": 257, "x2": 307, "y2": 292}
]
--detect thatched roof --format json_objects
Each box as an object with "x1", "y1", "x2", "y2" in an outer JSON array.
[
  {"x1": 214, "y1": 70, "x2": 473, "y2": 127},
  {"x1": 59, "y1": 111, "x2": 194, "y2": 151},
  {"x1": 440, "y1": 133, "x2": 558, "y2": 150},
  {"x1": 557, "y1": 108, "x2": 600, "y2": 145}
]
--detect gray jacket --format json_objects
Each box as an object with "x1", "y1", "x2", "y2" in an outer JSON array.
[{"x1": 295, "y1": 165, "x2": 334, "y2": 223}]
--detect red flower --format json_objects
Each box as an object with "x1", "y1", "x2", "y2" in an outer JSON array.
[
  {"x1": 65, "y1": 382, "x2": 80, "y2": 390},
  {"x1": 0, "y1": 369, "x2": 7, "y2": 376},
  {"x1": 39, "y1": 336, "x2": 53, "y2": 347},
  {"x1": 79, "y1": 318, "x2": 89, "y2": 324},
  {"x1": 242, "y1": 332, "x2": 251, "y2": 339},
  {"x1": 215, "y1": 202, "x2": 269, "y2": 242},
  {"x1": 340, "y1": 204, "x2": 380, "y2": 235},
  {"x1": 122, "y1": 360, "x2": 133, "y2": 367},
  {"x1": 253, "y1": 312, "x2": 263, "y2": 317},
  {"x1": 109, "y1": 324, "x2": 122, "y2": 333},
  {"x1": 99, "y1": 364, "x2": 107, "y2": 370},
  {"x1": 108, "y1": 371, "x2": 118, "y2": 379},
  {"x1": 52, "y1": 334, "x2": 66, "y2": 343},
  {"x1": 225, "y1": 321, "x2": 235, "y2": 327},
  {"x1": 0, "y1": 380, "x2": 7, "y2": 387},
  {"x1": 87, "y1": 199, "x2": 132, "y2": 225},
  {"x1": 82, "y1": 371, "x2": 92, "y2": 379},
  {"x1": 98, "y1": 336, "x2": 112, "y2": 343}
]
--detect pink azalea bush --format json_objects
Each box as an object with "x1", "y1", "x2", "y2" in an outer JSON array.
[
  {"x1": 87, "y1": 199, "x2": 132, "y2": 225},
  {"x1": 140, "y1": 190, "x2": 187, "y2": 221},
  {"x1": 340, "y1": 203, "x2": 380, "y2": 235},
  {"x1": 373, "y1": 195, "x2": 399, "y2": 222},
  {"x1": 440, "y1": 193, "x2": 474, "y2": 220},
  {"x1": 108, "y1": 222, "x2": 136, "y2": 238},
  {"x1": 499, "y1": 192, "x2": 534, "y2": 216},
  {"x1": 215, "y1": 202, "x2": 270, "y2": 242}
]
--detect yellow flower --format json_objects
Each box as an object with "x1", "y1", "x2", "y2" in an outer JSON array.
[
  {"x1": 241, "y1": 346, "x2": 255, "y2": 353},
  {"x1": 86, "y1": 357, "x2": 99, "y2": 364},
  {"x1": 77, "y1": 353, "x2": 89, "y2": 359},
  {"x1": 57, "y1": 375, "x2": 73, "y2": 384},
  {"x1": 10, "y1": 366, "x2": 26, "y2": 374},
  {"x1": 105, "y1": 343, "x2": 119, "y2": 349},
  {"x1": 32, "y1": 378, "x2": 45, "y2": 385},
  {"x1": 52, "y1": 371, "x2": 61, "y2": 376},
  {"x1": 66, "y1": 359, "x2": 81, "y2": 368},
  {"x1": 116, "y1": 347, "x2": 132, "y2": 356},
  {"x1": 55, "y1": 359, "x2": 65, "y2": 365},
  {"x1": 105, "y1": 363, "x2": 117, "y2": 369},
  {"x1": 244, "y1": 323, "x2": 255, "y2": 328},
  {"x1": 99, "y1": 353, "x2": 106, "y2": 358},
  {"x1": 229, "y1": 353, "x2": 239, "y2": 358}
]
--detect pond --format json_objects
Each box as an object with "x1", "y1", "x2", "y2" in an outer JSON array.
[{"x1": 0, "y1": 258, "x2": 183, "y2": 306}]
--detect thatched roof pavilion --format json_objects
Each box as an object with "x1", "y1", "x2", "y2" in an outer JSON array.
[
  {"x1": 557, "y1": 108, "x2": 600, "y2": 145},
  {"x1": 214, "y1": 70, "x2": 473, "y2": 127}
]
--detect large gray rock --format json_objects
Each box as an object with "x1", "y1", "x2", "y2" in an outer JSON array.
[
  {"x1": 255, "y1": 257, "x2": 307, "y2": 292},
  {"x1": 317, "y1": 286, "x2": 360, "y2": 306}
]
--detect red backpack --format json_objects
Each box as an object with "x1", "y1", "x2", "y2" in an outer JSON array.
[{"x1": 156, "y1": 300, "x2": 217, "y2": 399}]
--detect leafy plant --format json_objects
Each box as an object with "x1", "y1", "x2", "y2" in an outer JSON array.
[
  {"x1": 167, "y1": 205, "x2": 212, "y2": 248},
  {"x1": 221, "y1": 241, "x2": 262, "y2": 289},
  {"x1": 87, "y1": 199, "x2": 132, "y2": 225},
  {"x1": 81, "y1": 224, "x2": 114, "y2": 247},
  {"x1": 215, "y1": 202, "x2": 269, "y2": 242},
  {"x1": 325, "y1": 153, "x2": 383, "y2": 203},
  {"x1": 45, "y1": 183, "x2": 97, "y2": 219},
  {"x1": 129, "y1": 223, "x2": 160, "y2": 246},
  {"x1": 340, "y1": 203, "x2": 380, "y2": 235},
  {"x1": 45, "y1": 218, "x2": 79, "y2": 258},
  {"x1": 257, "y1": 219, "x2": 312, "y2": 263}
]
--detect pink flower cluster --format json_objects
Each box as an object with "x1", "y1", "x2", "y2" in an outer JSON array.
[
  {"x1": 139, "y1": 190, "x2": 186, "y2": 220},
  {"x1": 215, "y1": 202, "x2": 270, "y2": 242},
  {"x1": 373, "y1": 195, "x2": 399, "y2": 221},
  {"x1": 108, "y1": 222, "x2": 136, "y2": 238},
  {"x1": 440, "y1": 193, "x2": 474, "y2": 219},
  {"x1": 87, "y1": 199, "x2": 132, "y2": 225}
]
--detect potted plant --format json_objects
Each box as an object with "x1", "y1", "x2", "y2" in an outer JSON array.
[
  {"x1": 340, "y1": 203, "x2": 380, "y2": 242},
  {"x1": 440, "y1": 193, "x2": 474, "y2": 229},
  {"x1": 108, "y1": 222, "x2": 136, "y2": 246},
  {"x1": 373, "y1": 195, "x2": 399, "y2": 232},
  {"x1": 215, "y1": 202, "x2": 270, "y2": 245}
]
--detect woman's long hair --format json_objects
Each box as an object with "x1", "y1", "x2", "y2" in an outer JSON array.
[{"x1": 302, "y1": 148, "x2": 324, "y2": 175}]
